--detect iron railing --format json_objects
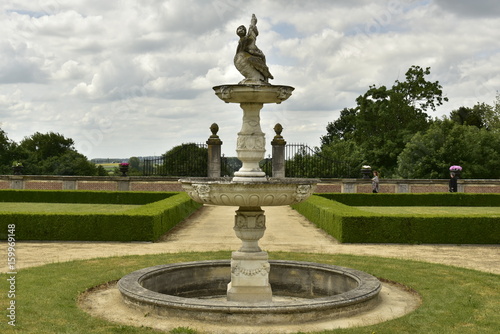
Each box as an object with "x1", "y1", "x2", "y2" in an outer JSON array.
[
  {"x1": 259, "y1": 144, "x2": 354, "y2": 178},
  {"x1": 143, "y1": 143, "x2": 354, "y2": 178},
  {"x1": 283, "y1": 143, "x2": 353, "y2": 178},
  {"x1": 143, "y1": 143, "x2": 208, "y2": 176}
]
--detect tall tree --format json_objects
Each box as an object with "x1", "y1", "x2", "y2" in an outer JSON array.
[
  {"x1": 354, "y1": 66, "x2": 447, "y2": 175},
  {"x1": 162, "y1": 143, "x2": 207, "y2": 176},
  {"x1": 484, "y1": 91, "x2": 500, "y2": 132},
  {"x1": 19, "y1": 132, "x2": 75, "y2": 161},
  {"x1": 450, "y1": 103, "x2": 491, "y2": 129},
  {"x1": 320, "y1": 107, "x2": 357, "y2": 145},
  {"x1": 320, "y1": 65, "x2": 448, "y2": 176},
  {"x1": 127, "y1": 156, "x2": 143, "y2": 175},
  {"x1": 0, "y1": 128, "x2": 17, "y2": 174},
  {"x1": 397, "y1": 119, "x2": 500, "y2": 179},
  {"x1": 16, "y1": 132, "x2": 99, "y2": 175}
]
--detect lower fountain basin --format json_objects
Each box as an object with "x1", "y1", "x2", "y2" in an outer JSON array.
[
  {"x1": 118, "y1": 260, "x2": 381, "y2": 325},
  {"x1": 179, "y1": 177, "x2": 317, "y2": 206}
]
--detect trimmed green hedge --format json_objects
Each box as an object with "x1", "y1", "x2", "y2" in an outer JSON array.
[
  {"x1": 292, "y1": 194, "x2": 500, "y2": 244},
  {"x1": 319, "y1": 192, "x2": 500, "y2": 206},
  {"x1": 0, "y1": 189, "x2": 171, "y2": 204},
  {"x1": 0, "y1": 190, "x2": 202, "y2": 241}
]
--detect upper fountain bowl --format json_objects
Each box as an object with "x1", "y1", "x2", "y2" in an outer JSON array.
[
  {"x1": 213, "y1": 84, "x2": 294, "y2": 104},
  {"x1": 179, "y1": 177, "x2": 317, "y2": 207}
]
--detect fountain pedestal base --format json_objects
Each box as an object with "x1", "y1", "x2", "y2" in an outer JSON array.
[
  {"x1": 228, "y1": 251, "x2": 272, "y2": 302},
  {"x1": 229, "y1": 207, "x2": 272, "y2": 302}
]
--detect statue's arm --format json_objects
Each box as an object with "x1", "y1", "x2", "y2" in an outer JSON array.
[{"x1": 248, "y1": 14, "x2": 259, "y2": 37}]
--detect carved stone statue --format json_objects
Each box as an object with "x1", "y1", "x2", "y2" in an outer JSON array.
[{"x1": 234, "y1": 14, "x2": 274, "y2": 85}]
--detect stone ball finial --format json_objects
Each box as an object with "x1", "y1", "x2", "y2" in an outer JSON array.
[
  {"x1": 210, "y1": 123, "x2": 219, "y2": 137},
  {"x1": 271, "y1": 123, "x2": 286, "y2": 145},
  {"x1": 207, "y1": 123, "x2": 222, "y2": 145},
  {"x1": 274, "y1": 123, "x2": 283, "y2": 137}
]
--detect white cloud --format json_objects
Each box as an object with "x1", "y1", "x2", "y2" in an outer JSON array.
[{"x1": 0, "y1": 0, "x2": 499, "y2": 159}]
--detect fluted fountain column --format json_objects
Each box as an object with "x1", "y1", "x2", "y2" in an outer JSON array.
[
  {"x1": 227, "y1": 206, "x2": 271, "y2": 302},
  {"x1": 233, "y1": 103, "x2": 266, "y2": 181}
]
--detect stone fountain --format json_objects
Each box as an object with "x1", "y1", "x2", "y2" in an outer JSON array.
[{"x1": 118, "y1": 14, "x2": 381, "y2": 325}]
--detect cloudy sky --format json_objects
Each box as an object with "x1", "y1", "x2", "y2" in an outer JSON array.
[{"x1": 1, "y1": 0, "x2": 499, "y2": 159}]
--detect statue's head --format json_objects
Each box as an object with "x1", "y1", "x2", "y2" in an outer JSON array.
[{"x1": 236, "y1": 25, "x2": 246, "y2": 37}]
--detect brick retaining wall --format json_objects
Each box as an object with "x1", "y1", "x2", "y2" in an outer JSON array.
[{"x1": 1, "y1": 175, "x2": 499, "y2": 193}]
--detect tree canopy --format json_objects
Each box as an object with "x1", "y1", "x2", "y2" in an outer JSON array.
[
  {"x1": 0, "y1": 130, "x2": 105, "y2": 176},
  {"x1": 321, "y1": 65, "x2": 448, "y2": 177},
  {"x1": 397, "y1": 119, "x2": 500, "y2": 179},
  {"x1": 320, "y1": 66, "x2": 500, "y2": 179},
  {"x1": 162, "y1": 143, "x2": 207, "y2": 176},
  {"x1": 449, "y1": 103, "x2": 492, "y2": 129},
  {"x1": 0, "y1": 129, "x2": 17, "y2": 174}
]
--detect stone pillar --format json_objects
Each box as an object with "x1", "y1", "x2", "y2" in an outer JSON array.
[
  {"x1": 207, "y1": 123, "x2": 223, "y2": 178},
  {"x1": 343, "y1": 182, "x2": 356, "y2": 193},
  {"x1": 62, "y1": 180, "x2": 76, "y2": 190},
  {"x1": 227, "y1": 206, "x2": 272, "y2": 302},
  {"x1": 10, "y1": 176, "x2": 24, "y2": 189},
  {"x1": 271, "y1": 123, "x2": 286, "y2": 178},
  {"x1": 233, "y1": 103, "x2": 266, "y2": 181},
  {"x1": 397, "y1": 183, "x2": 409, "y2": 193},
  {"x1": 117, "y1": 179, "x2": 130, "y2": 191}
]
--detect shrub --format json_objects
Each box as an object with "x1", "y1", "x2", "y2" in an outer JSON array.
[
  {"x1": 292, "y1": 194, "x2": 500, "y2": 244},
  {"x1": 0, "y1": 191, "x2": 202, "y2": 241},
  {"x1": 0, "y1": 189, "x2": 171, "y2": 204},
  {"x1": 319, "y1": 193, "x2": 500, "y2": 207}
]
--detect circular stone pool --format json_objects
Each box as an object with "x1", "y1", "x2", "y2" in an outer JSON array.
[{"x1": 118, "y1": 260, "x2": 382, "y2": 325}]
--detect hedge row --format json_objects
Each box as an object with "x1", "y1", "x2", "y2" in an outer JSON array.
[
  {"x1": 318, "y1": 193, "x2": 500, "y2": 207},
  {"x1": 292, "y1": 194, "x2": 500, "y2": 244},
  {"x1": 0, "y1": 191, "x2": 202, "y2": 241},
  {"x1": 0, "y1": 189, "x2": 171, "y2": 204}
]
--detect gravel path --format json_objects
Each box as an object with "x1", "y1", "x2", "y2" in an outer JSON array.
[{"x1": 2, "y1": 205, "x2": 499, "y2": 274}]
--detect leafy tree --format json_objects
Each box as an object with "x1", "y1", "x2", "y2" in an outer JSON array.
[
  {"x1": 0, "y1": 128, "x2": 18, "y2": 174},
  {"x1": 19, "y1": 132, "x2": 75, "y2": 161},
  {"x1": 450, "y1": 103, "x2": 492, "y2": 129},
  {"x1": 319, "y1": 140, "x2": 364, "y2": 177},
  {"x1": 129, "y1": 157, "x2": 141, "y2": 171},
  {"x1": 222, "y1": 157, "x2": 242, "y2": 176},
  {"x1": 353, "y1": 66, "x2": 447, "y2": 175},
  {"x1": 40, "y1": 151, "x2": 101, "y2": 176},
  {"x1": 122, "y1": 156, "x2": 143, "y2": 176},
  {"x1": 162, "y1": 143, "x2": 207, "y2": 176},
  {"x1": 96, "y1": 165, "x2": 108, "y2": 176},
  {"x1": 484, "y1": 91, "x2": 500, "y2": 132},
  {"x1": 320, "y1": 65, "x2": 448, "y2": 176},
  {"x1": 283, "y1": 144, "x2": 358, "y2": 178},
  {"x1": 397, "y1": 119, "x2": 500, "y2": 179},
  {"x1": 15, "y1": 132, "x2": 100, "y2": 175},
  {"x1": 320, "y1": 107, "x2": 357, "y2": 145}
]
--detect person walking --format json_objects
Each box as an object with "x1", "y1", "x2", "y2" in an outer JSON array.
[
  {"x1": 449, "y1": 172, "x2": 458, "y2": 192},
  {"x1": 372, "y1": 171, "x2": 380, "y2": 193}
]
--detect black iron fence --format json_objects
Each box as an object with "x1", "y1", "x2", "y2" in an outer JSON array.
[
  {"x1": 252, "y1": 144, "x2": 355, "y2": 178},
  {"x1": 144, "y1": 143, "x2": 355, "y2": 178},
  {"x1": 283, "y1": 143, "x2": 354, "y2": 178},
  {"x1": 143, "y1": 143, "x2": 208, "y2": 176}
]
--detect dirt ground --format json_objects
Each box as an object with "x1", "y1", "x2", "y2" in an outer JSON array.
[{"x1": 3, "y1": 205, "x2": 499, "y2": 333}]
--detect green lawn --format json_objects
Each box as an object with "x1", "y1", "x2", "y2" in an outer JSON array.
[
  {"x1": 1, "y1": 252, "x2": 498, "y2": 334},
  {"x1": 0, "y1": 202, "x2": 140, "y2": 213},
  {"x1": 356, "y1": 206, "x2": 500, "y2": 216}
]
